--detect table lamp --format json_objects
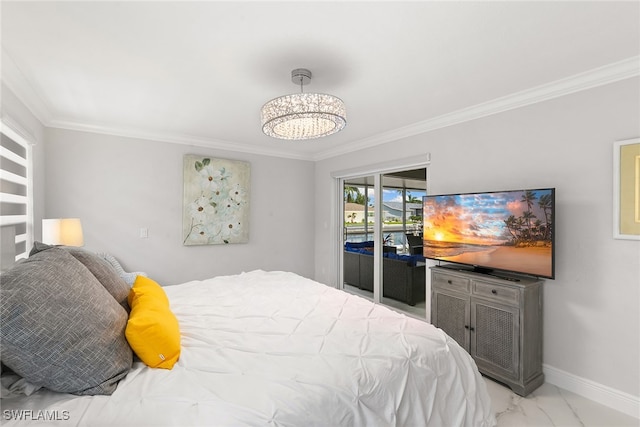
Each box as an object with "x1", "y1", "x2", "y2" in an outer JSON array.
[{"x1": 42, "y1": 218, "x2": 84, "y2": 246}]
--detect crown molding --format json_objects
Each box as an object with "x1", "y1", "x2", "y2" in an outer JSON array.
[
  {"x1": 1, "y1": 48, "x2": 314, "y2": 160},
  {"x1": 3, "y1": 48, "x2": 638, "y2": 162},
  {"x1": 313, "y1": 56, "x2": 640, "y2": 161},
  {"x1": 1, "y1": 48, "x2": 52, "y2": 126},
  {"x1": 0, "y1": 113, "x2": 38, "y2": 146},
  {"x1": 48, "y1": 120, "x2": 314, "y2": 161}
]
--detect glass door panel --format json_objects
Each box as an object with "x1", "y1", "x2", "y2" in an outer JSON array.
[
  {"x1": 380, "y1": 169, "x2": 427, "y2": 318},
  {"x1": 343, "y1": 176, "x2": 375, "y2": 300}
]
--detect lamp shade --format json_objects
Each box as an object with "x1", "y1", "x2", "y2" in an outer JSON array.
[
  {"x1": 261, "y1": 93, "x2": 346, "y2": 140},
  {"x1": 42, "y1": 218, "x2": 84, "y2": 246},
  {"x1": 261, "y1": 68, "x2": 346, "y2": 140}
]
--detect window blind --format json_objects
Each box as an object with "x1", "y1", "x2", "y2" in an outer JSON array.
[{"x1": 0, "y1": 122, "x2": 32, "y2": 270}]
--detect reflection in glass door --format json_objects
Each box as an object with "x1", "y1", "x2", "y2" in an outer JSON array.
[
  {"x1": 379, "y1": 169, "x2": 427, "y2": 319},
  {"x1": 342, "y1": 176, "x2": 375, "y2": 301},
  {"x1": 343, "y1": 178, "x2": 373, "y2": 243}
]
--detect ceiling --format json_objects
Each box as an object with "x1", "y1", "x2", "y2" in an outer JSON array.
[{"x1": 2, "y1": 1, "x2": 639, "y2": 161}]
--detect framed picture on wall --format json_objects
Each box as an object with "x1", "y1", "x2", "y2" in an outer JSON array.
[
  {"x1": 613, "y1": 138, "x2": 640, "y2": 240},
  {"x1": 182, "y1": 155, "x2": 250, "y2": 245}
]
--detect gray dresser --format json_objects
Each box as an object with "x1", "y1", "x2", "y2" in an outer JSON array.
[{"x1": 430, "y1": 265, "x2": 544, "y2": 396}]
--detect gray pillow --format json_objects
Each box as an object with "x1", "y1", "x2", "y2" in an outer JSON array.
[
  {"x1": 97, "y1": 252, "x2": 147, "y2": 287},
  {"x1": 65, "y1": 248, "x2": 130, "y2": 311},
  {"x1": 29, "y1": 241, "x2": 53, "y2": 256},
  {"x1": 0, "y1": 247, "x2": 132, "y2": 395},
  {"x1": 30, "y1": 243, "x2": 130, "y2": 310}
]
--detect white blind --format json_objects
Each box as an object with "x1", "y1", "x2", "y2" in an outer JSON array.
[{"x1": 0, "y1": 122, "x2": 33, "y2": 268}]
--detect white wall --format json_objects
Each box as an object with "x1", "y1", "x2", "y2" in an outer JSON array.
[
  {"x1": 315, "y1": 78, "x2": 640, "y2": 400},
  {"x1": 44, "y1": 128, "x2": 316, "y2": 285}
]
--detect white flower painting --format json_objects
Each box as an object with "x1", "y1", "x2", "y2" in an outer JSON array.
[{"x1": 183, "y1": 155, "x2": 250, "y2": 245}]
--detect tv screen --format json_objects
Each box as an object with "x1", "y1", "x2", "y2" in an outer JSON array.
[{"x1": 422, "y1": 188, "x2": 555, "y2": 279}]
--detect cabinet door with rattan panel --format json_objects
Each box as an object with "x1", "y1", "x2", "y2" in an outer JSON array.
[
  {"x1": 471, "y1": 299, "x2": 520, "y2": 381},
  {"x1": 431, "y1": 289, "x2": 470, "y2": 350}
]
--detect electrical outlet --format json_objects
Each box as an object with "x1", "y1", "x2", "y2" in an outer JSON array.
[{"x1": 140, "y1": 228, "x2": 148, "y2": 238}]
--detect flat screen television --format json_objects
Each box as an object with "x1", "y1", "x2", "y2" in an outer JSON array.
[{"x1": 422, "y1": 188, "x2": 555, "y2": 279}]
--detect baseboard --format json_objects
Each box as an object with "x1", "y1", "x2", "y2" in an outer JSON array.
[{"x1": 543, "y1": 364, "x2": 640, "y2": 419}]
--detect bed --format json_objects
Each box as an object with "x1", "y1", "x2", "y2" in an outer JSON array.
[{"x1": 1, "y1": 246, "x2": 495, "y2": 426}]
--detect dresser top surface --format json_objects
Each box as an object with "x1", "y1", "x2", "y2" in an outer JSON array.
[{"x1": 431, "y1": 265, "x2": 544, "y2": 287}]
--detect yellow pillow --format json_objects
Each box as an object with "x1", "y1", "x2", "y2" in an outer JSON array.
[
  {"x1": 125, "y1": 276, "x2": 180, "y2": 369},
  {"x1": 127, "y1": 275, "x2": 169, "y2": 307}
]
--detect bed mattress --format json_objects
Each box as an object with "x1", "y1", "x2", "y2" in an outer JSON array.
[{"x1": 1, "y1": 270, "x2": 495, "y2": 426}]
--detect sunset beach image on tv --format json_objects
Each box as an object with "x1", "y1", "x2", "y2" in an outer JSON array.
[{"x1": 422, "y1": 188, "x2": 555, "y2": 278}]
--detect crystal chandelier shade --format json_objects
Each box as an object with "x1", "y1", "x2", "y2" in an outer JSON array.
[{"x1": 261, "y1": 69, "x2": 346, "y2": 140}]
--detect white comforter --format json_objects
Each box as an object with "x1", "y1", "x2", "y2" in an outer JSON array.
[{"x1": 2, "y1": 270, "x2": 495, "y2": 426}]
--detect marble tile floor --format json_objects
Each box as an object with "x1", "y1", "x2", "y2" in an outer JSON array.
[{"x1": 484, "y1": 377, "x2": 639, "y2": 427}]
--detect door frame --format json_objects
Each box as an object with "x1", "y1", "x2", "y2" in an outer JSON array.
[{"x1": 331, "y1": 154, "x2": 431, "y2": 300}]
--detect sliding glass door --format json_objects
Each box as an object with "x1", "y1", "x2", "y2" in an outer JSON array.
[{"x1": 341, "y1": 167, "x2": 427, "y2": 319}]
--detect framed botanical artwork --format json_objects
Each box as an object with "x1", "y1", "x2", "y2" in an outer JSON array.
[
  {"x1": 613, "y1": 138, "x2": 640, "y2": 240},
  {"x1": 183, "y1": 155, "x2": 250, "y2": 245}
]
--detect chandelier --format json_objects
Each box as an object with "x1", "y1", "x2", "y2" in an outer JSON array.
[{"x1": 261, "y1": 68, "x2": 346, "y2": 140}]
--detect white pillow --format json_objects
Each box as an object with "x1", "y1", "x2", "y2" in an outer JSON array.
[{"x1": 1, "y1": 370, "x2": 41, "y2": 397}]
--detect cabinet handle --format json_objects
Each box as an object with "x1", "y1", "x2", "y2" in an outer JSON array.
[
  {"x1": 464, "y1": 325, "x2": 469, "y2": 329},
  {"x1": 491, "y1": 289, "x2": 497, "y2": 294},
  {"x1": 470, "y1": 327, "x2": 475, "y2": 332},
  {"x1": 447, "y1": 280, "x2": 452, "y2": 284}
]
